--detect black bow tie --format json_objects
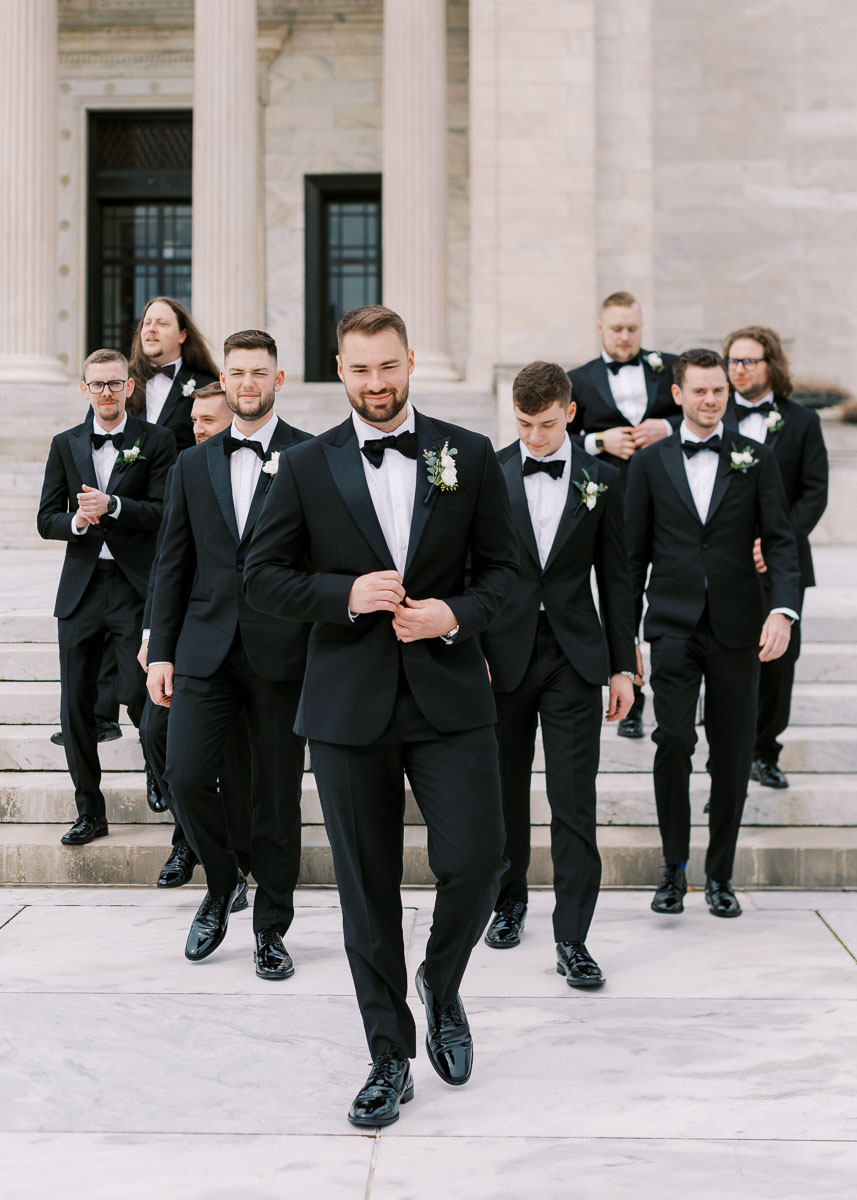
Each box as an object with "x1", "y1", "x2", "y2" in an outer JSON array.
[
  {"x1": 223, "y1": 435, "x2": 266, "y2": 461},
  {"x1": 737, "y1": 400, "x2": 774, "y2": 418},
  {"x1": 91, "y1": 431, "x2": 124, "y2": 450},
  {"x1": 682, "y1": 436, "x2": 722, "y2": 458},
  {"x1": 360, "y1": 431, "x2": 418, "y2": 469},
  {"x1": 606, "y1": 355, "x2": 640, "y2": 375},
  {"x1": 523, "y1": 457, "x2": 565, "y2": 479},
  {"x1": 146, "y1": 362, "x2": 177, "y2": 381}
]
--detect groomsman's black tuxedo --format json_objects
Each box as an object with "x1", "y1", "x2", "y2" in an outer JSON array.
[
  {"x1": 625, "y1": 428, "x2": 801, "y2": 880},
  {"x1": 148, "y1": 417, "x2": 311, "y2": 933},
  {"x1": 482, "y1": 440, "x2": 635, "y2": 941},
  {"x1": 244, "y1": 409, "x2": 519, "y2": 1059},
  {"x1": 724, "y1": 395, "x2": 828, "y2": 766},
  {"x1": 143, "y1": 363, "x2": 218, "y2": 453},
  {"x1": 567, "y1": 351, "x2": 680, "y2": 472},
  {"x1": 37, "y1": 414, "x2": 177, "y2": 819}
]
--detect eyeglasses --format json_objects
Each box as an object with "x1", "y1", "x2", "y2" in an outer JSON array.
[
  {"x1": 727, "y1": 357, "x2": 766, "y2": 370},
  {"x1": 84, "y1": 379, "x2": 128, "y2": 394}
]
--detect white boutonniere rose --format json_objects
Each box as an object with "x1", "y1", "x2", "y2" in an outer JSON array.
[
  {"x1": 261, "y1": 451, "x2": 280, "y2": 486},
  {"x1": 645, "y1": 352, "x2": 665, "y2": 373},
  {"x1": 117, "y1": 438, "x2": 146, "y2": 468},
  {"x1": 181, "y1": 377, "x2": 196, "y2": 398},
  {"x1": 573, "y1": 469, "x2": 608, "y2": 511},
  {"x1": 729, "y1": 443, "x2": 759, "y2": 474},
  {"x1": 424, "y1": 441, "x2": 459, "y2": 499},
  {"x1": 765, "y1": 408, "x2": 783, "y2": 434}
]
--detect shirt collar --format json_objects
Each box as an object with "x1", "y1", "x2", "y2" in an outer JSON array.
[
  {"x1": 351, "y1": 402, "x2": 416, "y2": 446},
  {"x1": 229, "y1": 412, "x2": 277, "y2": 450},
  {"x1": 520, "y1": 431, "x2": 572, "y2": 468},
  {"x1": 92, "y1": 413, "x2": 128, "y2": 437},
  {"x1": 601, "y1": 350, "x2": 641, "y2": 365},
  {"x1": 734, "y1": 389, "x2": 774, "y2": 409},
  {"x1": 680, "y1": 420, "x2": 723, "y2": 444}
]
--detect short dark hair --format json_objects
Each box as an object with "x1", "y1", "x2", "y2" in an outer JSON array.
[
  {"x1": 601, "y1": 291, "x2": 639, "y2": 312},
  {"x1": 193, "y1": 381, "x2": 227, "y2": 401},
  {"x1": 83, "y1": 348, "x2": 128, "y2": 375},
  {"x1": 673, "y1": 347, "x2": 727, "y2": 390},
  {"x1": 336, "y1": 305, "x2": 409, "y2": 352},
  {"x1": 512, "y1": 361, "x2": 572, "y2": 414},
  {"x1": 722, "y1": 325, "x2": 793, "y2": 399},
  {"x1": 223, "y1": 329, "x2": 278, "y2": 360}
]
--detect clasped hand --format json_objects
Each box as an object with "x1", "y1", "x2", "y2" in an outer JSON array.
[
  {"x1": 75, "y1": 484, "x2": 109, "y2": 528},
  {"x1": 348, "y1": 571, "x2": 457, "y2": 642}
]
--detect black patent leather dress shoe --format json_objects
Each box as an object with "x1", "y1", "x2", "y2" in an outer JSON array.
[
  {"x1": 145, "y1": 762, "x2": 168, "y2": 813},
  {"x1": 617, "y1": 712, "x2": 644, "y2": 739},
  {"x1": 484, "y1": 900, "x2": 527, "y2": 949},
  {"x1": 705, "y1": 878, "x2": 742, "y2": 918},
  {"x1": 555, "y1": 940, "x2": 605, "y2": 987},
  {"x1": 50, "y1": 717, "x2": 123, "y2": 747},
  {"x1": 254, "y1": 928, "x2": 295, "y2": 980},
  {"x1": 750, "y1": 758, "x2": 789, "y2": 789},
  {"x1": 185, "y1": 873, "x2": 246, "y2": 961},
  {"x1": 156, "y1": 843, "x2": 198, "y2": 888},
  {"x1": 415, "y1": 961, "x2": 472, "y2": 1086},
  {"x1": 60, "y1": 815, "x2": 108, "y2": 845},
  {"x1": 348, "y1": 1051, "x2": 414, "y2": 1127},
  {"x1": 651, "y1": 864, "x2": 687, "y2": 914}
]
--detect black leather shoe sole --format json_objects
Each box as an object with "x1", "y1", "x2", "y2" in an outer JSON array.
[
  {"x1": 556, "y1": 964, "x2": 605, "y2": 988},
  {"x1": 347, "y1": 1079, "x2": 414, "y2": 1127},
  {"x1": 253, "y1": 952, "x2": 295, "y2": 980},
  {"x1": 97, "y1": 723, "x2": 123, "y2": 743}
]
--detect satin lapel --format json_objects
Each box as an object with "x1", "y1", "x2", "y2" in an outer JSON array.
[
  {"x1": 723, "y1": 396, "x2": 741, "y2": 433},
  {"x1": 543, "y1": 454, "x2": 590, "y2": 571},
  {"x1": 323, "y1": 423, "x2": 395, "y2": 569},
  {"x1": 239, "y1": 419, "x2": 295, "y2": 544},
  {"x1": 591, "y1": 358, "x2": 619, "y2": 414},
  {"x1": 642, "y1": 356, "x2": 660, "y2": 418},
  {"x1": 503, "y1": 451, "x2": 541, "y2": 570},
  {"x1": 104, "y1": 415, "x2": 143, "y2": 494},
  {"x1": 403, "y1": 414, "x2": 443, "y2": 576},
  {"x1": 659, "y1": 438, "x2": 702, "y2": 524},
  {"x1": 207, "y1": 435, "x2": 241, "y2": 543},
  {"x1": 69, "y1": 424, "x2": 98, "y2": 490},
  {"x1": 155, "y1": 368, "x2": 191, "y2": 429},
  {"x1": 705, "y1": 444, "x2": 735, "y2": 525}
]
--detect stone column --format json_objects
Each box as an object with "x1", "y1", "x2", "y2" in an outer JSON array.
[
  {"x1": 383, "y1": 0, "x2": 458, "y2": 380},
  {"x1": 192, "y1": 0, "x2": 261, "y2": 362},
  {"x1": 0, "y1": 0, "x2": 66, "y2": 382}
]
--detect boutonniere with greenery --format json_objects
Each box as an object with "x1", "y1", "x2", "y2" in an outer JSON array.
[
  {"x1": 644, "y1": 352, "x2": 665, "y2": 374},
  {"x1": 261, "y1": 451, "x2": 280, "y2": 488},
  {"x1": 765, "y1": 407, "x2": 784, "y2": 434},
  {"x1": 181, "y1": 377, "x2": 196, "y2": 398},
  {"x1": 729, "y1": 443, "x2": 759, "y2": 474},
  {"x1": 573, "y1": 469, "x2": 608, "y2": 511},
  {"x1": 116, "y1": 439, "x2": 146, "y2": 468},
  {"x1": 423, "y1": 441, "x2": 458, "y2": 501}
]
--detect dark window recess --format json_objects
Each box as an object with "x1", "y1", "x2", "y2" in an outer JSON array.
[
  {"x1": 87, "y1": 111, "x2": 193, "y2": 355},
  {"x1": 305, "y1": 174, "x2": 382, "y2": 382}
]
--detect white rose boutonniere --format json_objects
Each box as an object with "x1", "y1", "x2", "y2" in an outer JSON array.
[
  {"x1": 261, "y1": 451, "x2": 280, "y2": 487},
  {"x1": 645, "y1": 352, "x2": 665, "y2": 373},
  {"x1": 181, "y1": 377, "x2": 196, "y2": 398},
  {"x1": 117, "y1": 438, "x2": 146, "y2": 468},
  {"x1": 765, "y1": 408, "x2": 784, "y2": 434},
  {"x1": 729, "y1": 443, "x2": 759, "y2": 474},
  {"x1": 573, "y1": 469, "x2": 608, "y2": 512},
  {"x1": 423, "y1": 441, "x2": 459, "y2": 500}
]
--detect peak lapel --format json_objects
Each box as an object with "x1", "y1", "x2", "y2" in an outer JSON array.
[
  {"x1": 592, "y1": 358, "x2": 619, "y2": 414},
  {"x1": 403, "y1": 414, "x2": 444, "y2": 576},
  {"x1": 103, "y1": 415, "x2": 143, "y2": 494},
  {"x1": 642, "y1": 353, "x2": 660, "y2": 418},
  {"x1": 239, "y1": 418, "x2": 295, "y2": 544},
  {"x1": 705, "y1": 444, "x2": 736, "y2": 525},
  {"x1": 207, "y1": 435, "x2": 241, "y2": 543},
  {"x1": 502, "y1": 450, "x2": 541, "y2": 570},
  {"x1": 323, "y1": 422, "x2": 396, "y2": 570},
  {"x1": 69, "y1": 424, "x2": 98, "y2": 490},
  {"x1": 659, "y1": 438, "x2": 702, "y2": 524},
  {"x1": 543, "y1": 454, "x2": 590, "y2": 571}
]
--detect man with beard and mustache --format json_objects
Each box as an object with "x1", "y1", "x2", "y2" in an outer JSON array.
[
  {"x1": 244, "y1": 306, "x2": 518, "y2": 1127},
  {"x1": 146, "y1": 331, "x2": 311, "y2": 976}
]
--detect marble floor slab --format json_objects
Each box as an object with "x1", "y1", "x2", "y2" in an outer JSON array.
[{"x1": 818, "y1": 910, "x2": 857, "y2": 959}]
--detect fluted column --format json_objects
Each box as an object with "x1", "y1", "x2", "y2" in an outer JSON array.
[
  {"x1": 0, "y1": 0, "x2": 65, "y2": 382},
  {"x1": 383, "y1": 0, "x2": 458, "y2": 380},
  {"x1": 192, "y1": 0, "x2": 261, "y2": 361}
]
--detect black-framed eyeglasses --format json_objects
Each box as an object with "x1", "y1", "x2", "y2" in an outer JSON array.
[
  {"x1": 727, "y1": 357, "x2": 766, "y2": 370},
  {"x1": 84, "y1": 378, "x2": 128, "y2": 394}
]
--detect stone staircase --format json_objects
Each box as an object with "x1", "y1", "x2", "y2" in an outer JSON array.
[{"x1": 1, "y1": 394, "x2": 856, "y2": 888}]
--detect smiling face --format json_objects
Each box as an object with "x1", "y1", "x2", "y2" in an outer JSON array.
[
  {"x1": 337, "y1": 327, "x2": 415, "y2": 431},
  {"x1": 221, "y1": 348, "x2": 284, "y2": 425},
  {"x1": 672, "y1": 364, "x2": 729, "y2": 438},
  {"x1": 597, "y1": 302, "x2": 643, "y2": 362},
  {"x1": 514, "y1": 399, "x2": 576, "y2": 458},
  {"x1": 141, "y1": 299, "x2": 187, "y2": 364}
]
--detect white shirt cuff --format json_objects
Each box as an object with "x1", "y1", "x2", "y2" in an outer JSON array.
[
  {"x1": 583, "y1": 433, "x2": 601, "y2": 455},
  {"x1": 71, "y1": 512, "x2": 87, "y2": 535},
  {"x1": 661, "y1": 418, "x2": 673, "y2": 436},
  {"x1": 141, "y1": 630, "x2": 150, "y2": 644},
  {"x1": 771, "y1": 608, "x2": 800, "y2": 623},
  {"x1": 348, "y1": 608, "x2": 358, "y2": 622}
]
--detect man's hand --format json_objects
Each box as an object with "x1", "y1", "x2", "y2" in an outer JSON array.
[
  {"x1": 392, "y1": 597, "x2": 457, "y2": 643},
  {"x1": 759, "y1": 613, "x2": 791, "y2": 662},
  {"x1": 76, "y1": 484, "x2": 110, "y2": 522},
  {"x1": 630, "y1": 419, "x2": 671, "y2": 450},
  {"x1": 348, "y1": 571, "x2": 405, "y2": 614},
  {"x1": 598, "y1": 426, "x2": 637, "y2": 460},
  {"x1": 147, "y1": 662, "x2": 174, "y2": 707},
  {"x1": 606, "y1": 673, "x2": 635, "y2": 722},
  {"x1": 753, "y1": 537, "x2": 767, "y2": 574},
  {"x1": 137, "y1": 639, "x2": 149, "y2": 671}
]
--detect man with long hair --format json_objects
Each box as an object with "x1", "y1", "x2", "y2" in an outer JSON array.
[
  {"x1": 128, "y1": 297, "x2": 219, "y2": 451},
  {"x1": 722, "y1": 326, "x2": 828, "y2": 790}
]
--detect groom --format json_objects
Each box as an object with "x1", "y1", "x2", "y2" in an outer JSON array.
[{"x1": 245, "y1": 305, "x2": 518, "y2": 1127}]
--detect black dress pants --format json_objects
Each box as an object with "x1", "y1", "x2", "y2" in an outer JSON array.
[
  {"x1": 164, "y1": 630, "x2": 304, "y2": 933},
  {"x1": 58, "y1": 562, "x2": 147, "y2": 819},
  {"x1": 310, "y1": 681, "x2": 505, "y2": 1060},
  {"x1": 494, "y1": 613, "x2": 603, "y2": 941},
  {"x1": 650, "y1": 609, "x2": 759, "y2": 881},
  {"x1": 755, "y1": 596, "x2": 803, "y2": 764}
]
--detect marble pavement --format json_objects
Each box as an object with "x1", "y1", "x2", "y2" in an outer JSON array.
[{"x1": 1, "y1": 884, "x2": 856, "y2": 1199}]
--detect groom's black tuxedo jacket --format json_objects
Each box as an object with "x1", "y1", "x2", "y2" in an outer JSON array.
[
  {"x1": 244, "y1": 411, "x2": 519, "y2": 745},
  {"x1": 625, "y1": 430, "x2": 801, "y2": 647},
  {"x1": 724, "y1": 395, "x2": 828, "y2": 591},
  {"x1": 482, "y1": 443, "x2": 636, "y2": 693},
  {"x1": 567, "y1": 350, "x2": 680, "y2": 470},
  {"x1": 37, "y1": 414, "x2": 177, "y2": 618},
  {"x1": 141, "y1": 364, "x2": 218, "y2": 453},
  {"x1": 148, "y1": 418, "x2": 312, "y2": 681}
]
